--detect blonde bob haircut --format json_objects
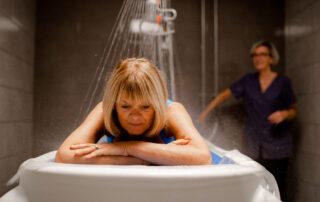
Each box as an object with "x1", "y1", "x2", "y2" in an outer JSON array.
[
  {"x1": 250, "y1": 40, "x2": 279, "y2": 66},
  {"x1": 103, "y1": 58, "x2": 168, "y2": 138}
]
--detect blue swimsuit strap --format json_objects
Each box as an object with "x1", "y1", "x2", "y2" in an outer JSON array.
[
  {"x1": 160, "y1": 99, "x2": 175, "y2": 144},
  {"x1": 106, "y1": 135, "x2": 114, "y2": 143},
  {"x1": 160, "y1": 129, "x2": 175, "y2": 144}
]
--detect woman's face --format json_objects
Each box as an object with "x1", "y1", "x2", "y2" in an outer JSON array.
[
  {"x1": 115, "y1": 96, "x2": 155, "y2": 135},
  {"x1": 252, "y1": 46, "x2": 273, "y2": 71}
]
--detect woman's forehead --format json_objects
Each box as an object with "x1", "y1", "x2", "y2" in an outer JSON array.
[
  {"x1": 255, "y1": 45, "x2": 269, "y2": 53},
  {"x1": 117, "y1": 93, "x2": 150, "y2": 104}
]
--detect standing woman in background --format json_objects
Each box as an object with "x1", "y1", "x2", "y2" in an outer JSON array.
[{"x1": 199, "y1": 41, "x2": 297, "y2": 200}]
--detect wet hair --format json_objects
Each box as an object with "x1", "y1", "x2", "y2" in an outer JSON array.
[
  {"x1": 102, "y1": 58, "x2": 168, "y2": 138},
  {"x1": 250, "y1": 41, "x2": 279, "y2": 66}
]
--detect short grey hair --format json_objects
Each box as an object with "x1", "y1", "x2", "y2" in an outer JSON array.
[{"x1": 250, "y1": 41, "x2": 279, "y2": 66}]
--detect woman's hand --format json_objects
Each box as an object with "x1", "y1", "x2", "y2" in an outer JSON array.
[
  {"x1": 70, "y1": 143, "x2": 98, "y2": 156},
  {"x1": 70, "y1": 143, "x2": 128, "y2": 159},
  {"x1": 268, "y1": 110, "x2": 288, "y2": 124}
]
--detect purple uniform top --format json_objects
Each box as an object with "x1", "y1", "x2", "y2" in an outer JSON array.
[{"x1": 230, "y1": 73, "x2": 296, "y2": 160}]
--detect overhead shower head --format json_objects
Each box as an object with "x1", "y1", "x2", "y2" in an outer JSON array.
[
  {"x1": 130, "y1": 19, "x2": 175, "y2": 35},
  {"x1": 146, "y1": 0, "x2": 157, "y2": 5},
  {"x1": 129, "y1": 4, "x2": 177, "y2": 36}
]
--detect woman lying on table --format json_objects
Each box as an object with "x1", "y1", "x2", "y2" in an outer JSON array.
[{"x1": 55, "y1": 58, "x2": 212, "y2": 166}]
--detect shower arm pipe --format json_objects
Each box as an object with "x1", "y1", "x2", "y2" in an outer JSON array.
[
  {"x1": 213, "y1": 0, "x2": 219, "y2": 97},
  {"x1": 167, "y1": 35, "x2": 176, "y2": 100},
  {"x1": 201, "y1": 0, "x2": 206, "y2": 109}
]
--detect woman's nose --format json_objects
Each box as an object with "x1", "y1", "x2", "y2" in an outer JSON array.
[
  {"x1": 129, "y1": 113, "x2": 142, "y2": 122},
  {"x1": 130, "y1": 108, "x2": 142, "y2": 116}
]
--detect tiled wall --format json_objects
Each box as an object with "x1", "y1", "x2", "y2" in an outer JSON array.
[
  {"x1": 285, "y1": 0, "x2": 320, "y2": 201},
  {"x1": 33, "y1": 0, "x2": 123, "y2": 155},
  {"x1": 0, "y1": 0, "x2": 35, "y2": 196}
]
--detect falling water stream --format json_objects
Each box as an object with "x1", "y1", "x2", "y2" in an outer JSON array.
[{"x1": 75, "y1": 0, "x2": 178, "y2": 126}]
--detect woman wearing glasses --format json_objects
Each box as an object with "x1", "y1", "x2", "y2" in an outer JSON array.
[{"x1": 199, "y1": 41, "x2": 296, "y2": 200}]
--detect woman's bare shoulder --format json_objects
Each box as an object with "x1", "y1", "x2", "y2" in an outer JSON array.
[
  {"x1": 91, "y1": 102, "x2": 104, "y2": 116},
  {"x1": 81, "y1": 101, "x2": 104, "y2": 127},
  {"x1": 167, "y1": 101, "x2": 185, "y2": 110},
  {"x1": 166, "y1": 101, "x2": 192, "y2": 124}
]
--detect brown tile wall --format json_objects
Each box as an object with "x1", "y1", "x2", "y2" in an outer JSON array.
[
  {"x1": 0, "y1": 0, "x2": 35, "y2": 196},
  {"x1": 285, "y1": 0, "x2": 320, "y2": 201}
]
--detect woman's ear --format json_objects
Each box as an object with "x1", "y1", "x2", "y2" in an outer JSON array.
[{"x1": 269, "y1": 56, "x2": 274, "y2": 66}]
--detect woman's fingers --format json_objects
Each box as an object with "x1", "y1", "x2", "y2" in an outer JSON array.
[
  {"x1": 70, "y1": 143, "x2": 96, "y2": 150},
  {"x1": 74, "y1": 145, "x2": 96, "y2": 156},
  {"x1": 72, "y1": 143, "x2": 127, "y2": 158},
  {"x1": 84, "y1": 144, "x2": 112, "y2": 159},
  {"x1": 84, "y1": 149, "x2": 104, "y2": 159}
]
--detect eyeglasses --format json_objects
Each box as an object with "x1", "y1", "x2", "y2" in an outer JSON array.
[{"x1": 250, "y1": 53, "x2": 270, "y2": 58}]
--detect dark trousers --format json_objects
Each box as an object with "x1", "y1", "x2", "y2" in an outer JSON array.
[{"x1": 258, "y1": 158, "x2": 289, "y2": 201}]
